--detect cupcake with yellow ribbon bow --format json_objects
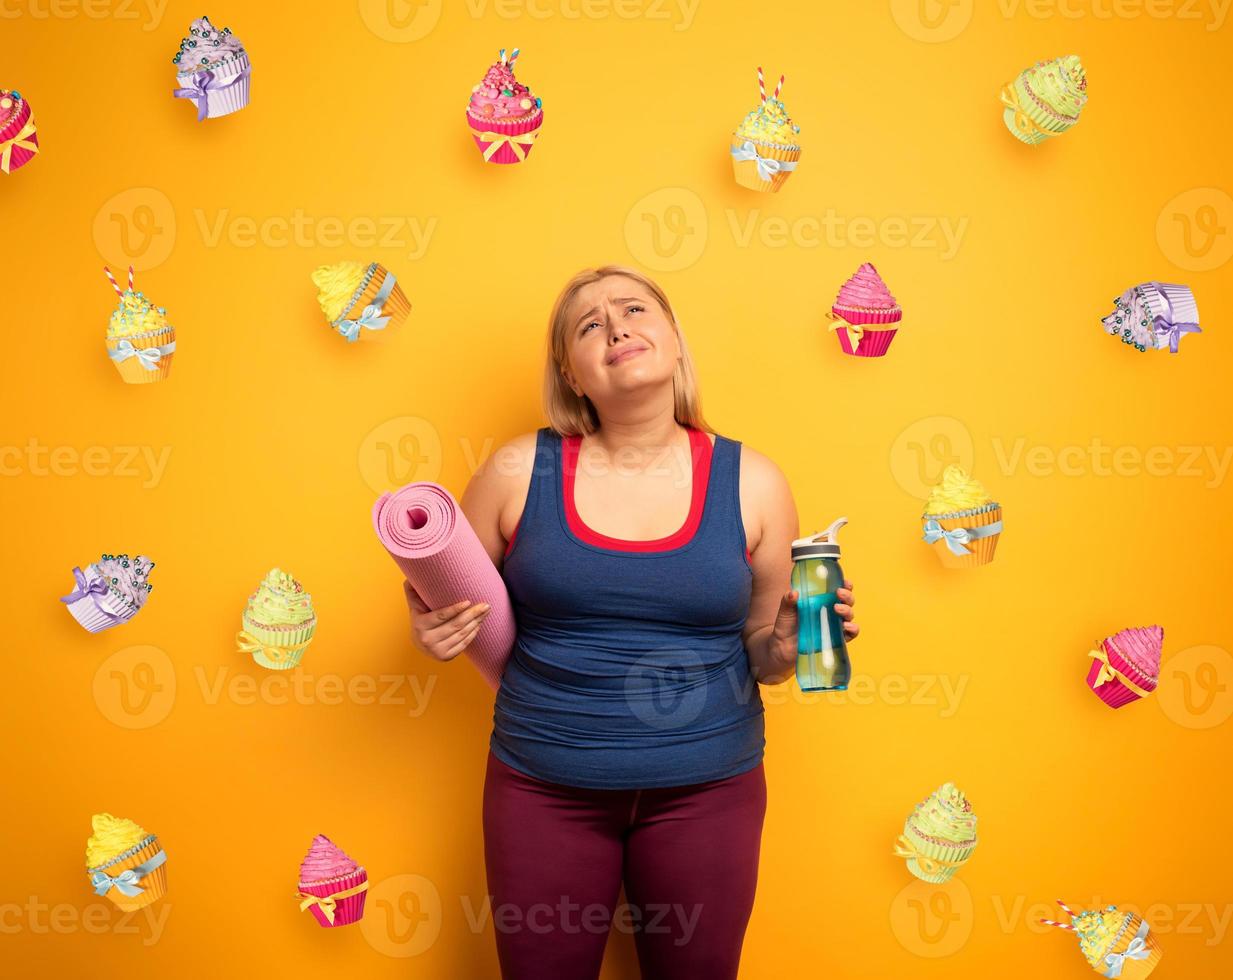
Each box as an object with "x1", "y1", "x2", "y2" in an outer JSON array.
[
  {"x1": 86, "y1": 813, "x2": 169, "y2": 910},
  {"x1": 827, "y1": 263, "x2": 902, "y2": 357},
  {"x1": 1001, "y1": 55, "x2": 1088, "y2": 145},
  {"x1": 1087, "y1": 625, "x2": 1162, "y2": 709},
  {"x1": 311, "y1": 261, "x2": 410, "y2": 343},
  {"x1": 0, "y1": 89, "x2": 39, "y2": 174},
  {"x1": 730, "y1": 67, "x2": 801, "y2": 193},
  {"x1": 1042, "y1": 900, "x2": 1163, "y2": 979},
  {"x1": 894, "y1": 782, "x2": 978, "y2": 883},
  {"x1": 296, "y1": 835, "x2": 368, "y2": 928},
  {"x1": 237, "y1": 568, "x2": 317, "y2": 670},
  {"x1": 921, "y1": 467, "x2": 1004, "y2": 568},
  {"x1": 104, "y1": 267, "x2": 176, "y2": 384},
  {"x1": 466, "y1": 47, "x2": 543, "y2": 164}
]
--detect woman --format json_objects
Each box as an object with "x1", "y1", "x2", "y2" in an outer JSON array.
[{"x1": 403, "y1": 265, "x2": 859, "y2": 979}]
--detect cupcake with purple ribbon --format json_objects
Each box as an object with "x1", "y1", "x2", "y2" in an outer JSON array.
[
  {"x1": 61, "y1": 553, "x2": 155, "y2": 633},
  {"x1": 172, "y1": 16, "x2": 251, "y2": 120},
  {"x1": 1102, "y1": 282, "x2": 1201, "y2": 354}
]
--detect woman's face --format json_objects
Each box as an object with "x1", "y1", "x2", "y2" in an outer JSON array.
[{"x1": 560, "y1": 275, "x2": 681, "y2": 399}]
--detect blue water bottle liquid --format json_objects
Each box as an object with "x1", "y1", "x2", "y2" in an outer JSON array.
[{"x1": 791, "y1": 517, "x2": 851, "y2": 692}]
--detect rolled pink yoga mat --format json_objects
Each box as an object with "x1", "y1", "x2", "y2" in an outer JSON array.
[{"x1": 372, "y1": 483, "x2": 515, "y2": 690}]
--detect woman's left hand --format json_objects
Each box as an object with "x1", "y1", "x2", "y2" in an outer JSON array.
[{"x1": 835, "y1": 579, "x2": 859, "y2": 641}]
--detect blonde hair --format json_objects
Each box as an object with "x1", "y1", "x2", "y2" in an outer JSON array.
[{"x1": 542, "y1": 265, "x2": 713, "y2": 438}]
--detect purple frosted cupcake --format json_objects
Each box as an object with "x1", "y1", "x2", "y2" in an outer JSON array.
[
  {"x1": 172, "y1": 16, "x2": 251, "y2": 121},
  {"x1": 1102, "y1": 282, "x2": 1200, "y2": 354},
  {"x1": 61, "y1": 554, "x2": 155, "y2": 633}
]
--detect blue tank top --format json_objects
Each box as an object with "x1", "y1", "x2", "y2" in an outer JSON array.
[{"x1": 491, "y1": 425, "x2": 766, "y2": 790}]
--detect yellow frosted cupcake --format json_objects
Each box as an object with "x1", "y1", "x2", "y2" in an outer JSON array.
[
  {"x1": 1042, "y1": 900, "x2": 1163, "y2": 978},
  {"x1": 86, "y1": 813, "x2": 168, "y2": 910},
  {"x1": 921, "y1": 466, "x2": 1003, "y2": 568},
  {"x1": 311, "y1": 261, "x2": 410, "y2": 343},
  {"x1": 730, "y1": 66, "x2": 801, "y2": 193},
  {"x1": 237, "y1": 568, "x2": 317, "y2": 670},
  {"x1": 1001, "y1": 55, "x2": 1088, "y2": 145},
  {"x1": 103, "y1": 267, "x2": 176, "y2": 384},
  {"x1": 894, "y1": 782, "x2": 978, "y2": 883}
]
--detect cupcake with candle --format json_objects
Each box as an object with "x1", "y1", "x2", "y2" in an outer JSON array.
[
  {"x1": 86, "y1": 813, "x2": 168, "y2": 910},
  {"x1": 1042, "y1": 900, "x2": 1163, "y2": 978},
  {"x1": 921, "y1": 467, "x2": 1003, "y2": 568},
  {"x1": 894, "y1": 782, "x2": 978, "y2": 883},
  {"x1": 237, "y1": 568, "x2": 317, "y2": 670},
  {"x1": 296, "y1": 834, "x2": 369, "y2": 928},
  {"x1": 104, "y1": 268, "x2": 176, "y2": 384},
  {"x1": 827, "y1": 262, "x2": 902, "y2": 357},
  {"x1": 1001, "y1": 55, "x2": 1088, "y2": 145},
  {"x1": 1103, "y1": 282, "x2": 1201, "y2": 354},
  {"x1": 311, "y1": 261, "x2": 411, "y2": 343},
  {"x1": 466, "y1": 47, "x2": 543, "y2": 164},
  {"x1": 1087, "y1": 625, "x2": 1163, "y2": 709},
  {"x1": 0, "y1": 89, "x2": 39, "y2": 174},
  {"x1": 61, "y1": 553, "x2": 155, "y2": 633},
  {"x1": 730, "y1": 67, "x2": 801, "y2": 193},
  {"x1": 172, "y1": 16, "x2": 251, "y2": 121}
]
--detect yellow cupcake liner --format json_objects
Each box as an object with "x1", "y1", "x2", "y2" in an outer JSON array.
[
  {"x1": 240, "y1": 613, "x2": 317, "y2": 670},
  {"x1": 923, "y1": 506, "x2": 1002, "y2": 569},
  {"x1": 334, "y1": 265, "x2": 411, "y2": 339},
  {"x1": 1087, "y1": 916, "x2": 1163, "y2": 979},
  {"x1": 898, "y1": 828, "x2": 976, "y2": 883},
  {"x1": 1002, "y1": 77, "x2": 1073, "y2": 145},
  {"x1": 730, "y1": 135, "x2": 801, "y2": 193},
  {"x1": 89, "y1": 836, "x2": 168, "y2": 910},
  {"x1": 105, "y1": 328, "x2": 176, "y2": 384}
]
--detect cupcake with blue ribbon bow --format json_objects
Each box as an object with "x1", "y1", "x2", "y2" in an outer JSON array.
[
  {"x1": 730, "y1": 67, "x2": 801, "y2": 193},
  {"x1": 1042, "y1": 900, "x2": 1163, "y2": 979},
  {"x1": 921, "y1": 466, "x2": 1003, "y2": 568},
  {"x1": 86, "y1": 813, "x2": 168, "y2": 910},
  {"x1": 312, "y1": 261, "x2": 410, "y2": 343},
  {"x1": 103, "y1": 267, "x2": 176, "y2": 384}
]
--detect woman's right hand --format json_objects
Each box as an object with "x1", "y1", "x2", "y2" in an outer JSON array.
[{"x1": 403, "y1": 581, "x2": 491, "y2": 663}]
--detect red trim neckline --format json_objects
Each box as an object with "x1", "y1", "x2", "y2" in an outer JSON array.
[{"x1": 563, "y1": 427, "x2": 712, "y2": 552}]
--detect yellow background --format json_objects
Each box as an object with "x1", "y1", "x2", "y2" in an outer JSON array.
[{"x1": 3, "y1": 0, "x2": 1231, "y2": 976}]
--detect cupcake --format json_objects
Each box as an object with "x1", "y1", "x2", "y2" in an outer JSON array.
[
  {"x1": 1103, "y1": 282, "x2": 1201, "y2": 354},
  {"x1": 311, "y1": 261, "x2": 411, "y2": 342},
  {"x1": 730, "y1": 67, "x2": 801, "y2": 193},
  {"x1": 466, "y1": 48, "x2": 543, "y2": 164},
  {"x1": 894, "y1": 782, "x2": 978, "y2": 883},
  {"x1": 1001, "y1": 55, "x2": 1088, "y2": 145},
  {"x1": 1088, "y1": 625, "x2": 1163, "y2": 709},
  {"x1": 827, "y1": 262, "x2": 902, "y2": 357},
  {"x1": 61, "y1": 553, "x2": 155, "y2": 633},
  {"x1": 296, "y1": 834, "x2": 369, "y2": 928},
  {"x1": 1042, "y1": 900, "x2": 1163, "y2": 978},
  {"x1": 921, "y1": 467, "x2": 1003, "y2": 568},
  {"x1": 0, "y1": 89, "x2": 39, "y2": 174},
  {"x1": 86, "y1": 813, "x2": 168, "y2": 910},
  {"x1": 237, "y1": 568, "x2": 317, "y2": 670},
  {"x1": 104, "y1": 267, "x2": 176, "y2": 384},
  {"x1": 172, "y1": 16, "x2": 251, "y2": 121}
]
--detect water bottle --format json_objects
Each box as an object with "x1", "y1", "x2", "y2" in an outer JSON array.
[{"x1": 791, "y1": 517, "x2": 850, "y2": 692}]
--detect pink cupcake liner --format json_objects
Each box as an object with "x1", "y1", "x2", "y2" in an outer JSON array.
[
  {"x1": 298, "y1": 868, "x2": 367, "y2": 927},
  {"x1": 466, "y1": 107, "x2": 542, "y2": 164},
  {"x1": 831, "y1": 304, "x2": 903, "y2": 326},
  {"x1": 1086, "y1": 639, "x2": 1157, "y2": 709},
  {"x1": 0, "y1": 98, "x2": 38, "y2": 174},
  {"x1": 835, "y1": 327, "x2": 897, "y2": 357}
]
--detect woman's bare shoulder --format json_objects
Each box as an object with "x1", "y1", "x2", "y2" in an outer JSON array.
[
  {"x1": 734, "y1": 439, "x2": 797, "y2": 552},
  {"x1": 462, "y1": 430, "x2": 543, "y2": 549}
]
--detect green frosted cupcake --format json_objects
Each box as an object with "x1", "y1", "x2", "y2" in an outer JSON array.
[
  {"x1": 1001, "y1": 55, "x2": 1088, "y2": 145},
  {"x1": 894, "y1": 782, "x2": 978, "y2": 883},
  {"x1": 237, "y1": 568, "x2": 317, "y2": 670}
]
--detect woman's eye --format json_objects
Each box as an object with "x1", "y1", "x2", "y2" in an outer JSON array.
[
  {"x1": 627, "y1": 305, "x2": 644, "y2": 314},
  {"x1": 583, "y1": 320, "x2": 600, "y2": 333}
]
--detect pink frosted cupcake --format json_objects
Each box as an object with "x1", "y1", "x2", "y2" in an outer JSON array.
[
  {"x1": 827, "y1": 263, "x2": 902, "y2": 357},
  {"x1": 295, "y1": 835, "x2": 368, "y2": 928},
  {"x1": 1087, "y1": 625, "x2": 1162, "y2": 709},
  {"x1": 0, "y1": 89, "x2": 39, "y2": 175},
  {"x1": 466, "y1": 47, "x2": 543, "y2": 164}
]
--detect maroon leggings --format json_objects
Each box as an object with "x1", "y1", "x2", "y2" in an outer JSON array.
[{"x1": 482, "y1": 749, "x2": 767, "y2": 980}]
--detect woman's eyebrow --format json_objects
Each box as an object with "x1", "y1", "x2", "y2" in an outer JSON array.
[{"x1": 574, "y1": 297, "x2": 647, "y2": 329}]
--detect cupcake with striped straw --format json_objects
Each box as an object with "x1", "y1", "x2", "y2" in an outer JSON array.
[
  {"x1": 1042, "y1": 900, "x2": 1163, "y2": 978},
  {"x1": 104, "y1": 267, "x2": 176, "y2": 384},
  {"x1": 466, "y1": 47, "x2": 543, "y2": 164},
  {"x1": 730, "y1": 67, "x2": 801, "y2": 193}
]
